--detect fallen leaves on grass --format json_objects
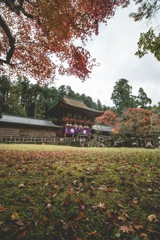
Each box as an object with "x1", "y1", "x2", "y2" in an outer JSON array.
[
  {"x1": 88, "y1": 231, "x2": 97, "y2": 236},
  {"x1": 11, "y1": 212, "x2": 20, "y2": 220},
  {"x1": 0, "y1": 205, "x2": 7, "y2": 212},
  {"x1": 133, "y1": 225, "x2": 144, "y2": 231},
  {"x1": 0, "y1": 146, "x2": 160, "y2": 240},
  {"x1": 76, "y1": 212, "x2": 85, "y2": 220},
  {"x1": 16, "y1": 230, "x2": 28, "y2": 240},
  {"x1": 147, "y1": 214, "x2": 157, "y2": 222},
  {"x1": 97, "y1": 202, "x2": 106, "y2": 210},
  {"x1": 18, "y1": 183, "x2": 25, "y2": 188},
  {"x1": 119, "y1": 225, "x2": 132, "y2": 233},
  {"x1": 0, "y1": 220, "x2": 4, "y2": 225}
]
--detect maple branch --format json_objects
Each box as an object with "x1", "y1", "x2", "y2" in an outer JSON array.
[
  {"x1": 18, "y1": 0, "x2": 34, "y2": 19},
  {"x1": 25, "y1": 0, "x2": 39, "y2": 8},
  {"x1": 0, "y1": 0, "x2": 37, "y2": 65},
  {"x1": 0, "y1": 15, "x2": 15, "y2": 65},
  {"x1": 0, "y1": 0, "x2": 20, "y2": 15},
  {"x1": 20, "y1": 8, "x2": 34, "y2": 19},
  {"x1": 0, "y1": 0, "x2": 34, "y2": 19}
]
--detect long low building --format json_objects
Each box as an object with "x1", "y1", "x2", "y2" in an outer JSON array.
[{"x1": 0, "y1": 114, "x2": 62, "y2": 143}]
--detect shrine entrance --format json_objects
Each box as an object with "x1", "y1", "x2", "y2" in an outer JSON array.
[{"x1": 45, "y1": 97, "x2": 104, "y2": 140}]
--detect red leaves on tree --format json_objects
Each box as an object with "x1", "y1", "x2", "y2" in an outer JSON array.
[
  {"x1": 114, "y1": 108, "x2": 160, "y2": 137},
  {"x1": 95, "y1": 110, "x2": 117, "y2": 125},
  {"x1": 0, "y1": 0, "x2": 122, "y2": 83}
]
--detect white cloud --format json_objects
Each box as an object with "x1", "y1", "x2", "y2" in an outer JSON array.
[{"x1": 55, "y1": 6, "x2": 160, "y2": 106}]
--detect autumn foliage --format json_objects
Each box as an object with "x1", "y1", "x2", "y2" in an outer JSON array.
[
  {"x1": 0, "y1": 0, "x2": 122, "y2": 83},
  {"x1": 95, "y1": 110, "x2": 117, "y2": 125},
  {"x1": 115, "y1": 108, "x2": 160, "y2": 137}
]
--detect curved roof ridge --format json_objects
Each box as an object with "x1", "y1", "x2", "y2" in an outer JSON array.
[
  {"x1": 63, "y1": 96, "x2": 83, "y2": 103},
  {"x1": 62, "y1": 97, "x2": 104, "y2": 113}
]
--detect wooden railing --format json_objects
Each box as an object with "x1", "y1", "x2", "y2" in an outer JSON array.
[{"x1": 0, "y1": 136, "x2": 73, "y2": 144}]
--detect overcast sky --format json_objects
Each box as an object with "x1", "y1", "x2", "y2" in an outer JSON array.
[{"x1": 54, "y1": 5, "x2": 160, "y2": 107}]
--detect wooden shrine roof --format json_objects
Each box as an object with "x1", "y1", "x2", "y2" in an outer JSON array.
[
  {"x1": 46, "y1": 97, "x2": 104, "y2": 118},
  {"x1": 62, "y1": 97, "x2": 103, "y2": 113}
]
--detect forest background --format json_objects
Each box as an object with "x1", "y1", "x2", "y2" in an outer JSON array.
[{"x1": 1, "y1": 75, "x2": 160, "y2": 120}]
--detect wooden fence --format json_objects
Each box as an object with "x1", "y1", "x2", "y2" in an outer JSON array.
[{"x1": 0, "y1": 136, "x2": 73, "y2": 144}]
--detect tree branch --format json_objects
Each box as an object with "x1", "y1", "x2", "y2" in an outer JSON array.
[
  {"x1": 0, "y1": 0, "x2": 21, "y2": 15},
  {"x1": 20, "y1": 7, "x2": 34, "y2": 19},
  {"x1": 0, "y1": 0, "x2": 36, "y2": 65},
  {"x1": 0, "y1": 15, "x2": 15, "y2": 65},
  {"x1": 0, "y1": 0, "x2": 34, "y2": 19}
]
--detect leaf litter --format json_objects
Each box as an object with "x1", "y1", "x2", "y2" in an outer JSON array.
[{"x1": 0, "y1": 145, "x2": 160, "y2": 239}]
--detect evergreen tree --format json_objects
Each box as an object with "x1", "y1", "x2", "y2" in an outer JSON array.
[
  {"x1": 111, "y1": 79, "x2": 136, "y2": 115},
  {"x1": 97, "y1": 99, "x2": 103, "y2": 111},
  {"x1": 137, "y1": 87, "x2": 152, "y2": 108},
  {"x1": 0, "y1": 75, "x2": 11, "y2": 114}
]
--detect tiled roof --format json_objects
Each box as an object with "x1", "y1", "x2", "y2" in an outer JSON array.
[
  {"x1": 92, "y1": 124, "x2": 113, "y2": 132},
  {"x1": 0, "y1": 114, "x2": 62, "y2": 128}
]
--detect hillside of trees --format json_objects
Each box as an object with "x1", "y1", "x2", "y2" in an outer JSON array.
[
  {"x1": 0, "y1": 75, "x2": 109, "y2": 119},
  {"x1": 0, "y1": 75, "x2": 160, "y2": 120}
]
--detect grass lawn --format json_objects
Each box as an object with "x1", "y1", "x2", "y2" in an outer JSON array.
[{"x1": 0, "y1": 144, "x2": 160, "y2": 240}]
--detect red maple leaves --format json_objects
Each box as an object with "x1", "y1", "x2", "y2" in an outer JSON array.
[
  {"x1": 0, "y1": 0, "x2": 122, "y2": 83},
  {"x1": 95, "y1": 110, "x2": 117, "y2": 125},
  {"x1": 116, "y1": 108, "x2": 160, "y2": 137}
]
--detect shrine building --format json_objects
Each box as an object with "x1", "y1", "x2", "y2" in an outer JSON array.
[
  {"x1": 0, "y1": 114, "x2": 62, "y2": 143},
  {"x1": 46, "y1": 97, "x2": 104, "y2": 138}
]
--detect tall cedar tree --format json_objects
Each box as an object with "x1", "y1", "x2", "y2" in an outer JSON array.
[{"x1": 111, "y1": 79, "x2": 136, "y2": 115}]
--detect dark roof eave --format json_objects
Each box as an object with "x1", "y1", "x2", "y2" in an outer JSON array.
[
  {"x1": 45, "y1": 97, "x2": 104, "y2": 117},
  {"x1": 0, "y1": 114, "x2": 62, "y2": 128},
  {"x1": 46, "y1": 103, "x2": 104, "y2": 117}
]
